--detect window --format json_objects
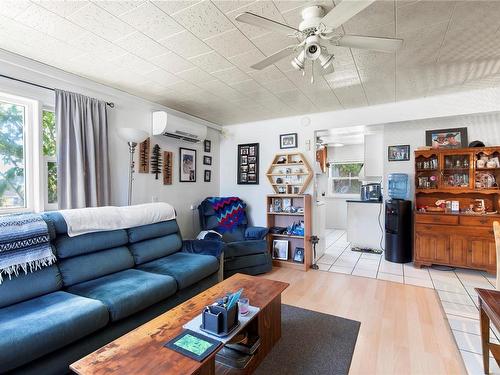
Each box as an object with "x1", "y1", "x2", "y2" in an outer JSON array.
[
  {"x1": 328, "y1": 162, "x2": 364, "y2": 196},
  {"x1": 42, "y1": 110, "x2": 57, "y2": 209},
  {"x1": 0, "y1": 100, "x2": 26, "y2": 209}
]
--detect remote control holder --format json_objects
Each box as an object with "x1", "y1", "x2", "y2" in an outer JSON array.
[{"x1": 201, "y1": 303, "x2": 239, "y2": 336}]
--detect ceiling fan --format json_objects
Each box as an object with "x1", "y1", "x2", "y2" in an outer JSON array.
[{"x1": 235, "y1": 0, "x2": 403, "y2": 83}]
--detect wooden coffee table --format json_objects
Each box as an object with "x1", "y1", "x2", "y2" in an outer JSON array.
[
  {"x1": 70, "y1": 274, "x2": 289, "y2": 375},
  {"x1": 476, "y1": 288, "x2": 500, "y2": 374}
]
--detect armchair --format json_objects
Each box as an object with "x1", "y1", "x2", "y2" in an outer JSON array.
[{"x1": 198, "y1": 197, "x2": 272, "y2": 278}]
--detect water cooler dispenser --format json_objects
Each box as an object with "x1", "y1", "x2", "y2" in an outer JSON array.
[{"x1": 385, "y1": 174, "x2": 412, "y2": 263}]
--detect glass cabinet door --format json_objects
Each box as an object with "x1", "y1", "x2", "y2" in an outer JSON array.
[
  {"x1": 440, "y1": 152, "x2": 473, "y2": 189},
  {"x1": 415, "y1": 152, "x2": 439, "y2": 190}
]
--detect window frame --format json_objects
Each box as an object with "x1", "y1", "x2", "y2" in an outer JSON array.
[
  {"x1": 327, "y1": 160, "x2": 364, "y2": 198},
  {"x1": 42, "y1": 107, "x2": 57, "y2": 211},
  {"x1": 0, "y1": 92, "x2": 40, "y2": 214}
]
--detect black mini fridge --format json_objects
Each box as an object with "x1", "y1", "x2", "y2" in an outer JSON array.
[{"x1": 385, "y1": 199, "x2": 412, "y2": 263}]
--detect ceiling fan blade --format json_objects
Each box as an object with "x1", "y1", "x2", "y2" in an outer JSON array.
[
  {"x1": 336, "y1": 35, "x2": 403, "y2": 52},
  {"x1": 320, "y1": 0, "x2": 376, "y2": 30},
  {"x1": 235, "y1": 12, "x2": 299, "y2": 35},
  {"x1": 251, "y1": 46, "x2": 298, "y2": 70}
]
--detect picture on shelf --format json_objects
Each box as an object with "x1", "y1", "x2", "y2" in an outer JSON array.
[
  {"x1": 204, "y1": 170, "x2": 211, "y2": 182},
  {"x1": 282, "y1": 198, "x2": 292, "y2": 210},
  {"x1": 179, "y1": 147, "x2": 196, "y2": 182},
  {"x1": 280, "y1": 133, "x2": 298, "y2": 149},
  {"x1": 273, "y1": 199, "x2": 282, "y2": 212},
  {"x1": 426, "y1": 127, "x2": 468, "y2": 149},
  {"x1": 204, "y1": 140, "x2": 211, "y2": 153},
  {"x1": 388, "y1": 145, "x2": 410, "y2": 161},
  {"x1": 293, "y1": 247, "x2": 304, "y2": 263},
  {"x1": 273, "y1": 240, "x2": 288, "y2": 260},
  {"x1": 238, "y1": 143, "x2": 259, "y2": 184},
  {"x1": 203, "y1": 156, "x2": 212, "y2": 165},
  {"x1": 292, "y1": 186, "x2": 300, "y2": 194}
]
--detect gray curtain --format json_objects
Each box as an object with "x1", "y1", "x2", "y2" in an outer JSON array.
[{"x1": 55, "y1": 90, "x2": 110, "y2": 209}]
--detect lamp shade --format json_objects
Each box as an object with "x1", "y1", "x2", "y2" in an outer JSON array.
[{"x1": 117, "y1": 127, "x2": 148, "y2": 143}]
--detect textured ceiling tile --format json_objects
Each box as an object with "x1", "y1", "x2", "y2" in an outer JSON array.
[
  {"x1": 248, "y1": 65, "x2": 286, "y2": 83},
  {"x1": 119, "y1": 1, "x2": 183, "y2": 40},
  {"x1": 229, "y1": 49, "x2": 266, "y2": 72},
  {"x1": 334, "y1": 84, "x2": 368, "y2": 108},
  {"x1": 438, "y1": 28, "x2": 500, "y2": 64},
  {"x1": 204, "y1": 28, "x2": 256, "y2": 58},
  {"x1": 351, "y1": 49, "x2": 395, "y2": 70},
  {"x1": 176, "y1": 67, "x2": 215, "y2": 84},
  {"x1": 343, "y1": 0, "x2": 394, "y2": 35},
  {"x1": 251, "y1": 32, "x2": 297, "y2": 55},
  {"x1": 112, "y1": 53, "x2": 159, "y2": 74},
  {"x1": 359, "y1": 67, "x2": 395, "y2": 105},
  {"x1": 212, "y1": 0, "x2": 255, "y2": 14},
  {"x1": 261, "y1": 77, "x2": 297, "y2": 93},
  {"x1": 15, "y1": 4, "x2": 86, "y2": 41},
  {"x1": 449, "y1": 1, "x2": 500, "y2": 33},
  {"x1": 211, "y1": 67, "x2": 251, "y2": 84},
  {"x1": 94, "y1": 0, "x2": 146, "y2": 17},
  {"x1": 158, "y1": 30, "x2": 211, "y2": 58},
  {"x1": 227, "y1": 1, "x2": 286, "y2": 40},
  {"x1": 68, "y1": 32, "x2": 128, "y2": 61},
  {"x1": 152, "y1": 0, "x2": 200, "y2": 15},
  {"x1": 396, "y1": 0, "x2": 455, "y2": 34},
  {"x1": 149, "y1": 52, "x2": 195, "y2": 73},
  {"x1": 141, "y1": 69, "x2": 183, "y2": 87},
  {"x1": 0, "y1": 0, "x2": 31, "y2": 18},
  {"x1": 68, "y1": 2, "x2": 135, "y2": 42},
  {"x1": 171, "y1": 0, "x2": 234, "y2": 39},
  {"x1": 398, "y1": 21, "x2": 448, "y2": 51},
  {"x1": 188, "y1": 51, "x2": 234, "y2": 72},
  {"x1": 34, "y1": 0, "x2": 88, "y2": 18},
  {"x1": 229, "y1": 79, "x2": 266, "y2": 93},
  {"x1": 197, "y1": 79, "x2": 243, "y2": 99},
  {"x1": 115, "y1": 32, "x2": 170, "y2": 59}
]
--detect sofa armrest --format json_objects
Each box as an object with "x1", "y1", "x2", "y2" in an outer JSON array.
[
  {"x1": 245, "y1": 226, "x2": 269, "y2": 240},
  {"x1": 182, "y1": 240, "x2": 224, "y2": 259}
]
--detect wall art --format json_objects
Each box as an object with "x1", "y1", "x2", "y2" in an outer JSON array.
[
  {"x1": 180, "y1": 147, "x2": 196, "y2": 182},
  {"x1": 163, "y1": 151, "x2": 173, "y2": 185},
  {"x1": 280, "y1": 133, "x2": 297, "y2": 149},
  {"x1": 388, "y1": 145, "x2": 410, "y2": 161},
  {"x1": 238, "y1": 143, "x2": 259, "y2": 185},
  {"x1": 426, "y1": 127, "x2": 468, "y2": 149},
  {"x1": 204, "y1": 170, "x2": 211, "y2": 182},
  {"x1": 150, "y1": 144, "x2": 162, "y2": 180},
  {"x1": 139, "y1": 137, "x2": 150, "y2": 173}
]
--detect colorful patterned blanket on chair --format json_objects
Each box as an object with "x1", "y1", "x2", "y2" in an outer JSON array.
[
  {"x1": 0, "y1": 213, "x2": 55, "y2": 283},
  {"x1": 207, "y1": 197, "x2": 247, "y2": 233}
]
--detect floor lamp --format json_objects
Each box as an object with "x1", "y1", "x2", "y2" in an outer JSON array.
[{"x1": 117, "y1": 127, "x2": 149, "y2": 206}]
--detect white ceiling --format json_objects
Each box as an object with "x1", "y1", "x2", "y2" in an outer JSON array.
[{"x1": 1, "y1": 0, "x2": 500, "y2": 126}]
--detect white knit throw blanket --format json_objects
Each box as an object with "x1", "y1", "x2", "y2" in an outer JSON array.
[{"x1": 59, "y1": 203, "x2": 177, "y2": 237}]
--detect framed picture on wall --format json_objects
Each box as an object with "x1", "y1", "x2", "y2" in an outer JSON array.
[
  {"x1": 203, "y1": 156, "x2": 212, "y2": 165},
  {"x1": 388, "y1": 145, "x2": 410, "y2": 161},
  {"x1": 204, "y1": 170, "x2": 211, "y2": 182},
  {"x1": 280, "y1": 133, "x2": 298, "y2": 149},
  {"x1": 425, "y1": 127, "x2": 468, "y2": 149},
  {"x1": 238, "y1": 143, "x2": 259, "y2": 184},
  {"x1": 179, "y1": 147, "x2": 196, "y2": 182},
  {"x1": 204, "y1": 140, "x2": 211, "y2": 153}
]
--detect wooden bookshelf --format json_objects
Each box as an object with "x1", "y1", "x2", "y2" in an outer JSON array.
[
  {"x1": 266, "y1": 153, "x2": 313, "y2": 195},
  {"x1": 266, "y1": 194, "x2": 312, "y2": 271}
]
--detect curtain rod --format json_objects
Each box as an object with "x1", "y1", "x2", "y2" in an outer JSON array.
[{"x1": 0, "y1": 74, "x2": 115, "y2": 108}]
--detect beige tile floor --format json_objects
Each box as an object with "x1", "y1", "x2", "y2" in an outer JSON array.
[{"x1": 317, "y1": 229, "x2": 499, "y2": 375}]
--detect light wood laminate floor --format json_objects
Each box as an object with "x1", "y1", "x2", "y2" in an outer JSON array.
[{"x1": 262, "y1": 267, "x2": 467, "y2": 375}]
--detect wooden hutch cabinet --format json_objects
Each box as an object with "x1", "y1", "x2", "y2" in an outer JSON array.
[{"x1": 414, "y1": 147, "x2": 500, "y2": 274}]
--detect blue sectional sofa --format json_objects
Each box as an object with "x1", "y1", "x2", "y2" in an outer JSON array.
[{"x1": 0, "y1": 212, "x2": 221, "y2": 375}]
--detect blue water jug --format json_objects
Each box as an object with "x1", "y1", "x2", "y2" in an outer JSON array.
[{"x1": 387, "y1": 173, "x2": 409, "y2": 200}]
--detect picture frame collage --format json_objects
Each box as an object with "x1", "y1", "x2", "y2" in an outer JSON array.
[
  {"x1": 203, "y1": 140, "x2": 211, "y2": 182},
  {"x1": 238, "y1": 143, "x2": 259, "y2": 184}
]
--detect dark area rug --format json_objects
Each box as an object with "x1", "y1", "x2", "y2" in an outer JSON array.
[{"x1": 254, "y1": 304, "x2": 361, "y2": 375}]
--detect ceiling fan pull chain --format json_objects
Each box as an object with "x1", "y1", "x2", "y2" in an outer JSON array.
[{"x1": 311, "y1": 60, "x2": 315, "y2": 84}]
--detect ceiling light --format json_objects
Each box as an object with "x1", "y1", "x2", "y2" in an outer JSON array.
[
  {"x1": 319, "y1": 51, "x2": 334, "y2": 69},
  {"x1": 291, "y1": 50, "x2": 306, "y2": 70}
]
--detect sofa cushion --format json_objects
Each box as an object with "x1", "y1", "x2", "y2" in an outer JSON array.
[
  {"x1": 0, "y1": 291, "x2": 108, "y2": 373},
  {"x1": 55, "y1": 230, "x2": 128, "y2": 259},
  {"x1": 222, "y1": 227, "x2": 246, "y2": 242},
  {"x1": 128, "y1": 233, "x2": 182, "y2": 265},
  {"x1": 224, "y1": 239, "x2": 268, "y2": 258},
  {"x1": 58, "y1": 246, "x2": 135, "y2": 287},
  {"x1": 67, "y1": 269, "x2": 177, "y2": 322},
  {"x1": 224, "y1": 252, "x2": 271, "y2": 271},
  {"x1": 127, "y1": 220, "x2": 179, "y2": 243},
  {"x1": 0, "y1": 265, "x2": 62, "y2": 308},
  {"x1": 41, "y1": 212, "x2": 67, "y2": 234},
  {"x1": 138, "y1": 252, "x2": 219, "y2": 290}
]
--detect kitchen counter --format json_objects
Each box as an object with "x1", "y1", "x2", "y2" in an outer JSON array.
[{"x1": 346, "y1": 200, "x2": 383, "y2": 204}]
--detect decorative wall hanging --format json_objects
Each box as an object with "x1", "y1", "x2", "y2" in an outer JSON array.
[
  {"x1": 163, "y1": 151, "x2": 173, "y2": 185},
  {"x1": 204, "y1": 140, "x2": 211, "y2": 153},
  {"x1": 426, "y1": 127, "x2": 468, "y2": 149},
  {"x1": 204, "y1": 170, "x2": 211, "y2": 182},
  {"x1": 203, "y1": 156, "x2": 212, "y2": 165},
  {"x1": 150, "y1": 144, "x2": 162, "y2": 180},
  {"x1": 138, "y1": 137, "x2": 150, "y2": 173},
  {"x1": 266, "y1": 152, "x2": 313, "y2": 194},
  {"x1": 388, "y1": 145, "x2": 410, "y2": 161},
  {"x1": 180, "y1": 147, "x2": 196, "y2": 182},
  {"x1": 280, "y1": 133, "x2": 298, "y2": 149},
  {"x1": 238, "y1": 143, "x2": 259, "y2": 184}
]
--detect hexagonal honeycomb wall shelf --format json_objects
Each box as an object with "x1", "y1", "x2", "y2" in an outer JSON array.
[{"x1": 266, "y1": 152, "x2": 313, "y2": 195}]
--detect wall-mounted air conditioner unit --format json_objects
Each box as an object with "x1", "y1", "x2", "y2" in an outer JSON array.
[{"x1": 152, "y1": 111, "x2": 207, "y2": 143}]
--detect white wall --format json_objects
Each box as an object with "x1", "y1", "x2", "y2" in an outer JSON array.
[{"x1": 0, "y1": 50, "x2": 220, "y2": 238}]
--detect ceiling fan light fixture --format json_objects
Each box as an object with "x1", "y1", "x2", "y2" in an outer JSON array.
[
  {"x1": 319, "y1": 51, "x2": 334, "y2": 69},
  {"x1": 291, "y1": 50, "x2": 306, "y2": 70}
]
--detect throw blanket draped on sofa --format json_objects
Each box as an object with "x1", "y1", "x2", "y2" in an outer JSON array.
[
  {"x1": 207, "y1": 197, "x2": 246, "y2": 233},
  {"x1": 59, "y1": 202, "x2": 176, "y2": 237},
  {"x1": 0, "y1": 213, "x2": 55, "y2": 283}
]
